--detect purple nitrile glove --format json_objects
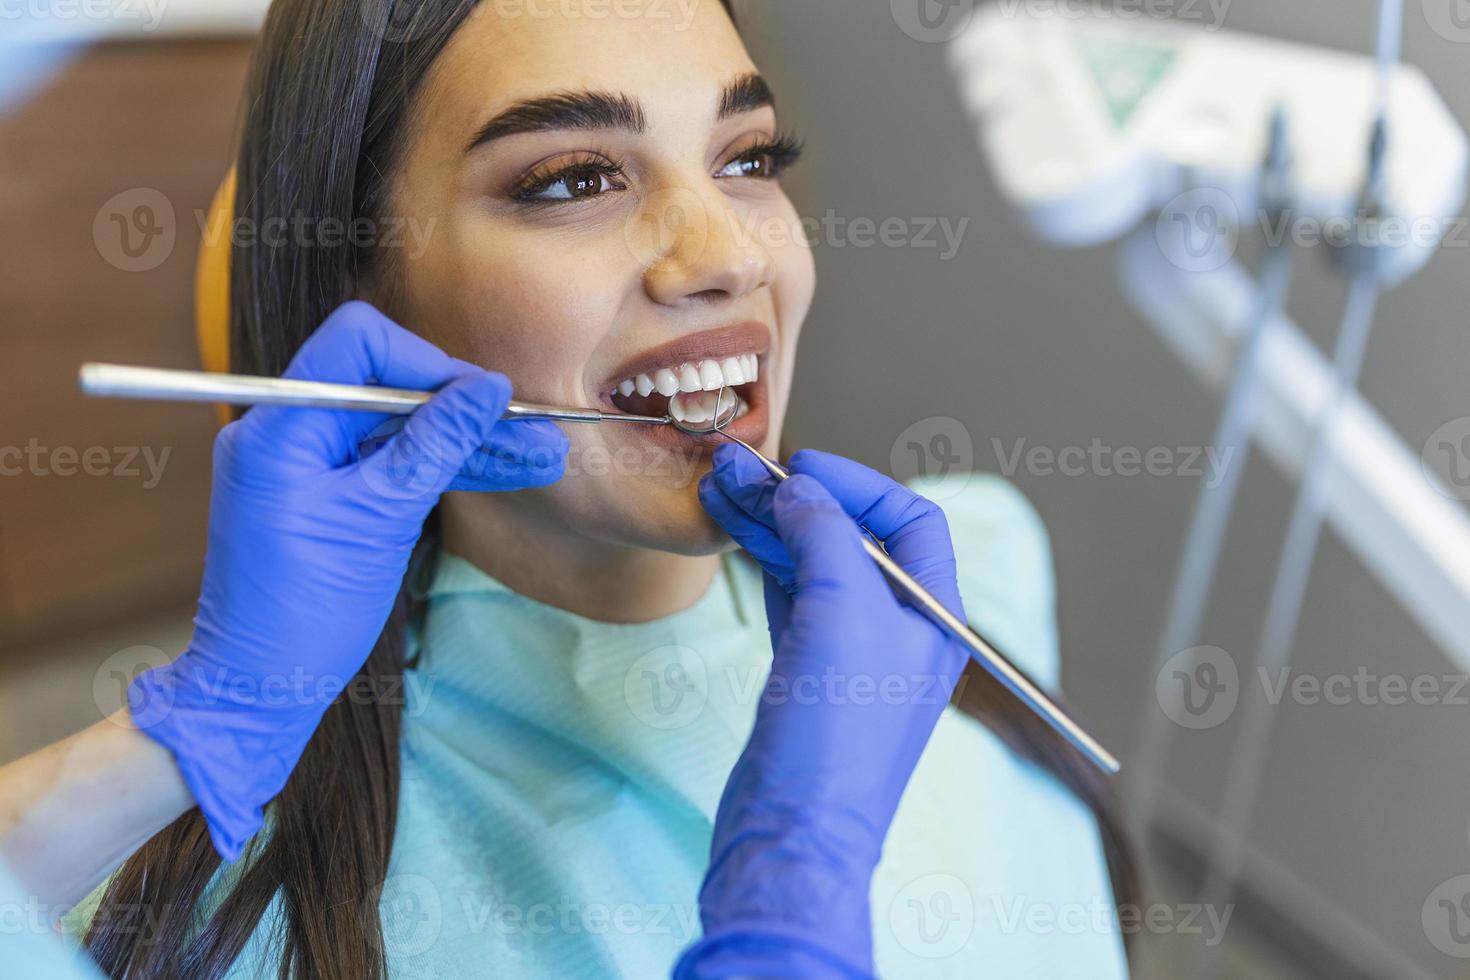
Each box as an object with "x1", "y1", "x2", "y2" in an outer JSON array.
[
  {"x1": 128, "y1": 301, "x2": 567, "y2": 860},
  {"x1": 675, "y1": 448, "x2": 969, "y2": 979}
]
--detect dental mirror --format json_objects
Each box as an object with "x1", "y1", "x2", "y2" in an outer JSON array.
[
  {"x1": 667, "y1": 385, "x2": 743, "y2": 436},
  {"x1": 671, "y1": 385, "x2": 789, "y2": 483}
]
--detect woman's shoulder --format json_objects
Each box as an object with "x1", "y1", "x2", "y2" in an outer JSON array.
[{"x1": 913, "y1": 471, "x2": 1060, "y2": 691}]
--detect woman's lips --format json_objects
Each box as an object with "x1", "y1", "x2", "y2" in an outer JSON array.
[
  {"x1": 587, "y1": 320, "x2": 777, "y2": 461},
  {"x1": 600, "y1": 322, "x2": 771, "y2": 394}
]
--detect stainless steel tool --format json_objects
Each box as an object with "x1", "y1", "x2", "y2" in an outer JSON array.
[
  {"x1": 78, "y1": 363, "x2": 672, "y2": 426},
  {"x1": 79, "y1": 362, "x2": 1119, "y2": 775},
  {"x1": 677, "y1": 387, "x2": 1121, "y2": 776}
]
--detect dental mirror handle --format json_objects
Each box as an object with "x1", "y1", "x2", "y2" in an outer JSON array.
[
  {"x1": 77, "y1": 363, "x2": 670, "y2": 426},
  {"x1": 863, "y1": 535, "x2": 1120, "y2": 775},
  {"x1": 717, "y1": 432, "x2": 1122, "y2": 776}
]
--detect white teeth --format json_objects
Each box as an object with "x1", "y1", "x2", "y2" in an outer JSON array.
[
  {"x1": 670, "y1": 390, "x2": 708, "y2": 424},
  {"x1": 699, "y1": 360, "x2": 723, "y2": 389},
  {"x1": 678, "y1": 363, "x2": 703, "y2": 393},
  {"x1": 720, "y1": 357, "x2": 745, "y2": 386},
  {"x1": 612, "y1": 353, "x2": 763, "y2": 403},
  {"x1": 670, "y1": 388, "x2": 748, "y2": 426}
]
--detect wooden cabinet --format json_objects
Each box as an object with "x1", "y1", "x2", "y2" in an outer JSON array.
[{"x1": 0, "y1": 39, "x2": 254, "y2": 654}]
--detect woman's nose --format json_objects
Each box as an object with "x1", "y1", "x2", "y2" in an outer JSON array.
[{"x1": 634, "y1": 185, "x2": 774, "y2": 306}]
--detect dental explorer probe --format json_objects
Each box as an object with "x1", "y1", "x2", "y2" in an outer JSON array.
[
  {"x1": 80, "y1": 362, "x2": 1121, "y2": 776},
  {"x1": 675, "y1": 387, "x2": 1122, "y2": 777},
  {"x1": 78, "y1": 363, "x2": 673, "y2": 426}
]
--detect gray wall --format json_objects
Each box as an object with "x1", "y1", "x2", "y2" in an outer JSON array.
[{"x1": 738, "y1": 2, "x2": 1470, "y2": 975}]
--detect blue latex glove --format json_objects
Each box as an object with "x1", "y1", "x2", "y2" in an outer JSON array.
[
  {"x1": 676, "y1": 447, "x2": 970, "y2": 979},
  {"x1": 128, "y1": 301, "x2": 568, "y2": 861}
]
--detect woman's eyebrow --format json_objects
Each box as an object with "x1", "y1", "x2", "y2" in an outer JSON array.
[
  {"x1": 719, "y1": 73, "x2": 774, "y2": 120},
  {"x1": 466, "y1": 90, "x2": 645, "y2": 152},
  {"x1": 465, "y1": 73, "x2": 775, "y2": 154}
]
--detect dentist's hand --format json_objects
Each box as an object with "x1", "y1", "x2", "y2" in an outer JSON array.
[
  {"x1": 128, "y1": 301, "x2": 567, "y2": 861},
  {"x1": 678, "y1": 449, "x2": 969, "y2": 979}
]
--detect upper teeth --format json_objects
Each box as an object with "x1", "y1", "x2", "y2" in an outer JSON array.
[{"x1": 613, "y1": 354, "x2": 759, "y2": 399}]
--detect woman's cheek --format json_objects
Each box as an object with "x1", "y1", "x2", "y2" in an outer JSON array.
[
  {"x1": 769, "y1": 202, "x2": 815, "y2": 356},
  {"x1": 425, "y1": 231, "x2": 628, "y2": 401}
]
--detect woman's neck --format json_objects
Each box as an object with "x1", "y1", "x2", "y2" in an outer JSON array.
[{"x1": 437, "y1": 493, "x2": 721, "y2": 624}]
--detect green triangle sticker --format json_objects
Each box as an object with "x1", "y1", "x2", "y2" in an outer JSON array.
[{"x1": 1073, "y1": 36, "x2": 1179, "y2": 129}]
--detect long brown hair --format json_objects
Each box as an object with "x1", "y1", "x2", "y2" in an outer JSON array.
[{"x1": 85, "y1": 2, "x2": 1136, "y2": 976}]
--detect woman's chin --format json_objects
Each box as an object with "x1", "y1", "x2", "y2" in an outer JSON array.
[
  {"x1": 665, "y1": 511, "x2": 742, "y2": 558},
  {"x1": 625, "y1": 476, "x2": 741, "y2": 558}
]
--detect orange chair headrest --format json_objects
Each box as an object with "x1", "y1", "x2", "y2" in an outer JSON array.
[{"x1": 196, "y1": 168, "x2": 236, "y2": 424}]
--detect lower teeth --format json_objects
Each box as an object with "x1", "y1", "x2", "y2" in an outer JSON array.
[{"x1": 669, "y1": 389, "x2": 748, "y2": 426}]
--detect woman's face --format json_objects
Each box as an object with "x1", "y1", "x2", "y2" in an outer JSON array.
[{"x1": 383, "y1": 1, "x2": 814, "y2": 556}]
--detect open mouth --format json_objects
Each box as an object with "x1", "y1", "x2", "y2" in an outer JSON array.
[{"x1": 606, "y1": 354, "x2": 760, "y2": 428}]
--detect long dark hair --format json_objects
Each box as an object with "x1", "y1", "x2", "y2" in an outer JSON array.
[{"x1": 84, "y1": 2, "x2": 1137, "y2": 976}]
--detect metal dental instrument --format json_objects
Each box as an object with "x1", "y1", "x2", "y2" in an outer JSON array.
[
  {"x1": 78, "y1": 363, "x2": 673, "y2": 426},
  {"x1": 677, "y1": 387, "x2": 1123, "y2": 777},
  {"x1": 81, "y1": 361, "x2": 1119, "y2": 774}
]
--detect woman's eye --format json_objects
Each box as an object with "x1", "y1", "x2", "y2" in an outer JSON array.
[
  {"x1": 718, "y1": 152, "x2": 775, "y2": 180},
  {"x1": 716, "y1": 136, "x2": 803, "y2": 181},
  {"x1": 516, "y1": 165, "x2": 626, "y2": 203}
]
